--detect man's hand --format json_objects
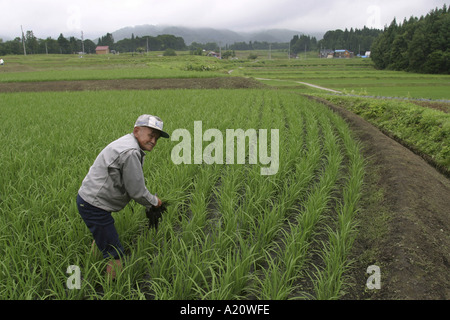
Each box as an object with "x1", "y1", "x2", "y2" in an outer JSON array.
[{"x1": 146, "y1": 200, "x2": 169, "y2": 230}]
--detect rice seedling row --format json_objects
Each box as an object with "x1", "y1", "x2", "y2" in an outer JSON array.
[{"x1": 0, "y1": 89, "x2": 364, "y2": 299}]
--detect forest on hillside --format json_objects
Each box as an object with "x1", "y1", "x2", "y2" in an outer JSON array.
[
  {"x1": 289, "y1": 27, "x2": 382, "y2": 56},
  {"x1": 371, "y1": 5, "x2": 449, "y2": 74}
]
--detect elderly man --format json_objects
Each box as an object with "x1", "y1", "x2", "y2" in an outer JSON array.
[{"x1": 76, "y1": 114, "x2": 169, "y2": 279}]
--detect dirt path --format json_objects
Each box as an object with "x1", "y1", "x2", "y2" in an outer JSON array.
[
  {"x1": 255, "y1": 77, "x2": 343, "y2": 94},
  {"x1": 309, "y1": 96, "x2": 450, "y2": 300},
  {"x1": 295, "y1": 81, "x2": 342, "y2": 93}
]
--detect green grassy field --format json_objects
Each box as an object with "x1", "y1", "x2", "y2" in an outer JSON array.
[
  {"x1": 233, "y1": 57, "x2": 450, "y2": 100},
  {"x1": 0, "y1": 54, "x2": 227, "y2": 82},
  {"x1": 1, "y1": 53, "x2": 449, "y2": 100}
]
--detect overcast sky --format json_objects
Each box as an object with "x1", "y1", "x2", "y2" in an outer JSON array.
[{"x1": 1, "y1": 0, "x2": 447, "y2": 40}]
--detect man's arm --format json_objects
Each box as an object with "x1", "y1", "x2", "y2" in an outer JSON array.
[{"x1": 121, "y1": 150, "x2": 159, "y2": 208}]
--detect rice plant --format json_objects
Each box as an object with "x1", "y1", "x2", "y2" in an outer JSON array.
[{"x1": 0, "y1": 89, "x2": 364, "y2": 300}]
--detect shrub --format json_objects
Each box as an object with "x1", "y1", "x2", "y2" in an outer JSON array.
[{"x1": 163, "y1": 48, "x2": 177, "y2": 56}]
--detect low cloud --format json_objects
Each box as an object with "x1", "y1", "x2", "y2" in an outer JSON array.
[{"x1": 1, "y1": 0, "x2": 445, "y2": 40}]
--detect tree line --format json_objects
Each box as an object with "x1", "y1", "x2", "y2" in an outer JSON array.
[
  {"x1": 111, "y1": 33, "x2": 187, "y2": 52},
  {"x1": 289, "y1": 28, "x2": 382, "y2": 56},
  {"x1": 319, "y1": 27, "x2": 382, "y2": 55},
  {"x1": 371, "y1": 5, "x2": 449, "y2": 74},
  {"x1": 289, "y1": 35, "x2": 318, "y2": 55},
  {"x1": 0, "y1": 31, "x2": 188, "y2": 55},
  {"x1": 0, "y1": 31, "x2": 292, "y2": 56},
  {"x1": 0, "y1": 32, "x2": 97, "y2": 55},
  {"x1": 0, "y1": 27, "x2": 383, "y2": 57}
]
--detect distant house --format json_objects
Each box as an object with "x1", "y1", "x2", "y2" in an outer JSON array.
[
  {"x1": 207, "y1": 51, "x2": 221, "y2": 58},
  {"x1": 95, "y1": 46, "x2": 110, "y2": 54},
  {"x1": 319, "y1": 49, "x2": 334, "y2": 59},
  {"x1": 334, "y1": 49, "x2": 354, "y2": 59}
]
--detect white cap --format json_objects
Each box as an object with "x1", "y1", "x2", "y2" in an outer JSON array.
[{"x1": 134, "y1": 114, "x2": 169, "y2": 138}]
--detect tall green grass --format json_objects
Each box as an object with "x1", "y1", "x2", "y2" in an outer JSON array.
[
  {"x1": 320, "y1": 95, "x2": 450, "y2": 172},
  {"x1": 0, "y1": 89, "x2": 365, "y2": 299}
]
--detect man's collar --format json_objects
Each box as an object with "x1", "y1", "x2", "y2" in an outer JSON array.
[{"x1": 131, "y1": 133, "x2": 147, "y2": 156}]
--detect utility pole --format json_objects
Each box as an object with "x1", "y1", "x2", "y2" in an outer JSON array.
[
  {"x1": 21, "y1": 25, "x2": 27, "y2": 56},
  {"x1": 81, "y1": 31, "x2": 85, "y2": 53},
  {"x1": 288, "y1": 41, "x2": 290, "y2": 59}
]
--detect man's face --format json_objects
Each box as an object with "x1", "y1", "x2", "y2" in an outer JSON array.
[{"x1": 134, "y1": 126, "x2": 161, "y2": 152}]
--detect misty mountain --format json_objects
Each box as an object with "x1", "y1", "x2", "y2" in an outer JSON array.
[
  {"x1": 111, "y1": 25, "x2": 319, "y2": 45},
  {"x1": 0, "y1": 35, "x2": 12, "y2": 41}
]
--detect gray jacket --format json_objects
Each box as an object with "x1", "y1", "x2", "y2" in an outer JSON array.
[{"x1": 78, "y1": 133, "x2": 158, "y2": 212}]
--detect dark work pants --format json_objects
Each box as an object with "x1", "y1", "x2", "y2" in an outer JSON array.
[{"x1": 76, "y1": 194, "x2": 124, "y2": 260}]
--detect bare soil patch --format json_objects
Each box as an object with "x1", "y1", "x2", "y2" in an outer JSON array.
[
  {"x1": 0, "y1": 77, "x2": 265, "y2": 93},
  {"x1": 309, "y1": 96, "x2": 450, "y2": 300},
  {"x1": 411, "y1": 100, "x2": 450, "y2": 113}
]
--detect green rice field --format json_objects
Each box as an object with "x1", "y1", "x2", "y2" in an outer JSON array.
[
  {"x1": 1, "y1": 53, "x2": 449, "y2": 100},
  {"x1": 1, "y1": 53, "x2": 448, "y2": 301},
  {"x1": 0, "y1": 89, "x2": 364, "y2": 299},
  {"x1": 234, "y1": 58, "x2": 450, "y2": 100}
]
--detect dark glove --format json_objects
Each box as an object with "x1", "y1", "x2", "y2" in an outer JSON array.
[{"x1": 145, "y1": 202, "x2": 169, "y2": 230}]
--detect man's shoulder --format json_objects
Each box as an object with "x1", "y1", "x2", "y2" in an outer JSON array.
[
  {"x1": 108, "y1": 134, "x2": 139, "y2": 151},
  {"x1": 98, "y1": 134, "x2": 139, "y2": 161},
  {"x1": 109, "y1": 134, "x2": 145, "y2": 163}
]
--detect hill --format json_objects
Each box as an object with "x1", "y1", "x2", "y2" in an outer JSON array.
[{"x1": 111, "y1": 24, "x2": 317, "y2": 45}]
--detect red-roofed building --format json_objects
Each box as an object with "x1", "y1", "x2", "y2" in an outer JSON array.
[{"x1": 95, "y1": 46, "x2": 109, "y2": 54}]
